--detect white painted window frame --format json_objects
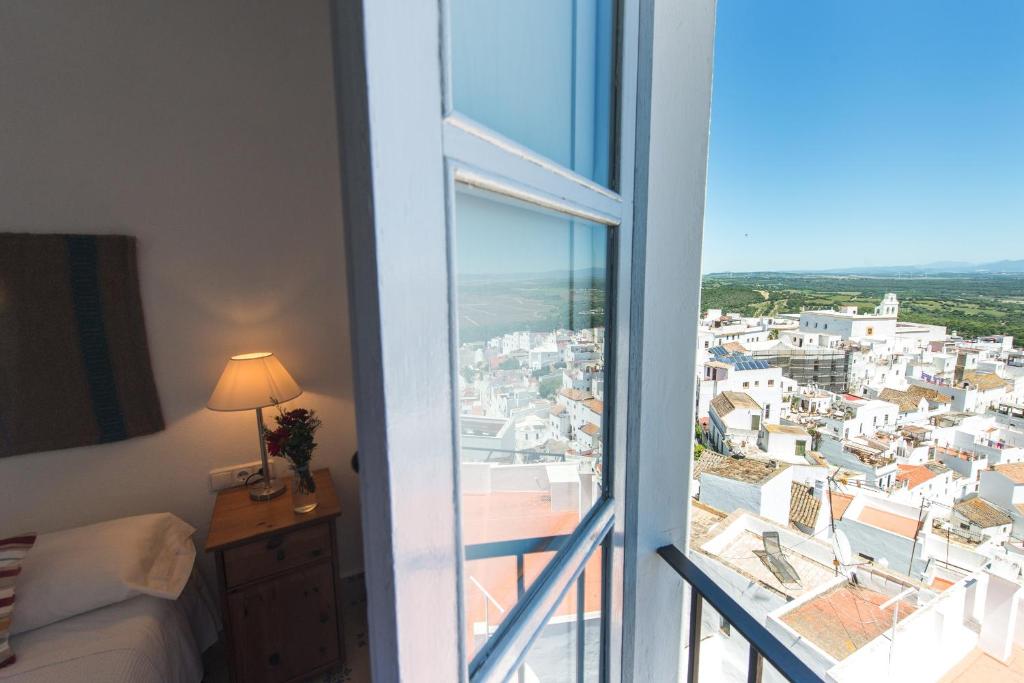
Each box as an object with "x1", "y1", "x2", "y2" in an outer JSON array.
[{"x1": 331, "y1": 0, "x2": 716, "y2": 680}]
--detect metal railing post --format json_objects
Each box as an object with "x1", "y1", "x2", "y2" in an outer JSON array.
[
  {"x1": 658, "y1": 544, "x2": 824, "y2": 682},
  {"x1": 747, "y1": 643, "x2": 763, "y2": 683},
  {"x1": 687, "y1": 585, "x2": 702, "y2": 683}
]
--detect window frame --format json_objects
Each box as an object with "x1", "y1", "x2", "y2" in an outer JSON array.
[
  {"x1": 332, "y1": 0, "x2": 716, "y2": 680},
  {"x1": 440, "y1": 1, "x2": 641, "y2": 679}
]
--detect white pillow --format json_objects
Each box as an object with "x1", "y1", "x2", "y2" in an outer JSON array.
[{"x1": 10, "y1": 512, "x2": 196, "y2": 635}]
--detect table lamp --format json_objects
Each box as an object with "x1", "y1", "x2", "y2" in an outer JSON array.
[{"x1": 207, "y1": 352, "x2": 302, "y2": 501}]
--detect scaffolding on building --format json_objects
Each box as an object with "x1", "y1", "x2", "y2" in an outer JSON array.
[{"x1": 751, "y1": 347, "x2": 851, "y2": 393}]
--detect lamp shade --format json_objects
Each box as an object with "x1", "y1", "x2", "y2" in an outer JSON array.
[{"x1": 207, "y1": 352, "x2": 302, "y2": 412}]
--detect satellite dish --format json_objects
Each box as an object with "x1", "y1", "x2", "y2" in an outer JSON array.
[{"x1": 832, "y1": 529, "x2": 853, "y2": 569}]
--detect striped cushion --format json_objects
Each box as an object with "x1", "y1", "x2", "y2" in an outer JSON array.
[{"x1": 0, "y1": 534, "x2": 36, "y2": 669}]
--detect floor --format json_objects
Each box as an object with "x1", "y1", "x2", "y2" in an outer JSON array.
[
  {"x1": 939, "y1": 645, "x2": 1024, "y2": 683},
  {"x1": 203, "y1": 573, "x2": 370, "y2": 682}
]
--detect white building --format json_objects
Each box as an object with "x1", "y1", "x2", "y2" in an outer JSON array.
[
  {"x1": 460, "y1": 416, "x2": 515, "y2": 461},
  {"x1": 698, "y1": 346, "x2": 784, "y2": 423},
  {"x1": 693, "y1": 452, "x2": 792, "y2": 526},
  {"x1": 708, "y1": 391, "x2": 763, "y2": 454},
  {"x1": 820, "y1": 434, "x2": 898, "y2": 489},
  {"x1": 979, "y1": 462, "x2": 1024, "y2": 536},
  {"x1": 797, "y1": 294, "x2": 899, "y2": 343},
  {"x1": 756, "y1": 423, "x2": 812, "y2": 464},
  {"x1": 820, "y1": 394, "x2": 899, "y2": 441}
]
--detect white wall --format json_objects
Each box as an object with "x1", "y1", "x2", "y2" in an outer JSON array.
[
  {"x1": 0, "y1": 1, "x2": 361, "y2": 577},
  {"x1": 980, "y1": 471, "x2": 1018, "y2": 510}
]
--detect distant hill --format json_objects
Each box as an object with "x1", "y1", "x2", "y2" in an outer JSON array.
[
  {"x1": 708, "y1": 260, "x2": 1024, "y2": 277},
  {"x1": 813, "y1": 260, "x2": 1024, "y2": 276}
]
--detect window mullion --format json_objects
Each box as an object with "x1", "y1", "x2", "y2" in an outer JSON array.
[{"x1": 443, "y1": 115, "x2": 624, "y2": 223}]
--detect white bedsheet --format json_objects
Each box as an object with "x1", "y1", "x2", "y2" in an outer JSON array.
[{"x1": 1, "y1": 572, "x2": 220, "y2": 683}]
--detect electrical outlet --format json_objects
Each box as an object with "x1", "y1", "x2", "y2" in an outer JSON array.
[{"x1": 209, "y1": 460, "x2": 264, "y2": 492}]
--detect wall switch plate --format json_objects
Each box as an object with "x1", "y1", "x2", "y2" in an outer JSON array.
[{"x1": 209, "y1": 460, "x2": 265, "y2": 492}]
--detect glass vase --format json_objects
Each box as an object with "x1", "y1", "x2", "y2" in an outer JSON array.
[{"x1": 289, "y1": 464, "x2": 318, "y2": 513}]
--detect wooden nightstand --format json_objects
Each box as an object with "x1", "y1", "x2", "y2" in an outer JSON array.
[{"x1": 206, "y1": 467, "x2": 344, "y2": 683}]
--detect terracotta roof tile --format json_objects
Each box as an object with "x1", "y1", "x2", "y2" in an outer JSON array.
[
  {"x1": 693, "y1": 451, "x2": 786, "y2": 485},
  {"x1": 995, "y1": 462, "x2": 1024, "y2": 484},
  {"x1": 558, "y1": 388, "x2": 593, "y2": 402},
  {"x1": 962, "y1": 371, "x2": 1010, "y2": 392},
  {"x1": 710, "y1": 391, "x2": 762, "y2": 417},
  {"x1": 879, "y1": 388, "x2": 925, "y2": 413},
  {"x1": 830, "y1": 492, "x2": 854, "y2": 521},
  {"x1": 954, "y1": 497, "x2": 1012, "y2": 528},
  {"x1": 790, "y1": 483, "x2": 821, "y2": 528},
  {"x1": 896, "y1": 464, "x2": 938, "y2": 490}
]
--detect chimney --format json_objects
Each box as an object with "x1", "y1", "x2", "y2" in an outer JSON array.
[{"x1": 813, "y1": 480, "x2": 825, "y2": 500}]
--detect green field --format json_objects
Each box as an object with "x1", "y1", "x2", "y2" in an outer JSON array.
[
  {"x1": 701, "y1": 273, "x2": 1024, "y2": 342},
  {"x1": 457, "y1": 275, "x2": 607, "y2": 343}
]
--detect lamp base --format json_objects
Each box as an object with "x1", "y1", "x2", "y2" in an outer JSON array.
[{"x1": 249, "y1": 479, "x2": 286, "y2": 501}]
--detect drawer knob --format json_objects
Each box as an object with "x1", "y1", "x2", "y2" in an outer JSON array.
[
  {"x1": 268, "y1": 652, "x2": 280, "y2": 666},
  {"x1": 312, "y1": 548, "x2": 322, "y2": 557},
  {"x1": 276, "y1": 550, "x2": 286, "y2": 561},
  {"x1": 266, "y1": 536, "x2": 284, "y2": 550},
  {"x1": 320, "y1": 612, "x2": 329, "y2": 624}
]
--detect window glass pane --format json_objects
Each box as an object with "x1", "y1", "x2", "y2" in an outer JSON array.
[
  {"x1": 450, "y1": 0, "x2": 616, "y2": 186},
  {"x1": 518, "y1": 545, "x2": 604, "y2": 681},
  {"x1": 456, "y1": 187, "x2": 609, "y2": 659}
]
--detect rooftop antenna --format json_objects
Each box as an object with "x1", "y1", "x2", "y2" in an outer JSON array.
[
  {"x1": 881, "y1": 587, "x2": 915, "y2": 675},
  {"x1": 832, "y1": 528, "x2": 853, "y2": 578}
]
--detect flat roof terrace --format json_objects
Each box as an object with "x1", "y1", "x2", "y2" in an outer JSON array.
[
  {"x1": 780, "y1": 582, "x2": 917, "y2": 661},
  {"x1": 710, "y1": 529, "x2": 835, "y2": 600},
  {"x1": 856, "y1": 505, "x2": 921, "y2": 539}
]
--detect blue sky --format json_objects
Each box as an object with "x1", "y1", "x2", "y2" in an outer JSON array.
[{"x1": 702, "y1": 1, "x2": 1024, "y2": 273}]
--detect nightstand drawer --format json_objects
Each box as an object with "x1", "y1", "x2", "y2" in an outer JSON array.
[
  {"x1": 223, "y1": 522, "x2": 332, "y2": 587},
  {"x1": 226, "y1": 561, "x2": 339, "y2": 683}
]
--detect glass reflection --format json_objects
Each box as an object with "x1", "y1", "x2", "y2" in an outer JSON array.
[
  {"x1": 456, "y1": 188, "x2": 609, "y2": 660},
  {"x1": 450, "y1": 0, "x2": 616, "y2": 186}
]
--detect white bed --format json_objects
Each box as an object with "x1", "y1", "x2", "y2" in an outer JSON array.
[{"x1": 0, "y1": 572, "x2": 220, "y2": 683}]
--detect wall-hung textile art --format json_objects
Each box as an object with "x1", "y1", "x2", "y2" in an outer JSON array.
[{"x1": 0, "y1": 234, "x2": 164, "y2": 457}]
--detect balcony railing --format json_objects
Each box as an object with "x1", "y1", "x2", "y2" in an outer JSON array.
[
  {"x1": 657, "y1": 544, "x2": 824, "y2": 683},
  {"x1": 466, "y1": 533, "x2": 585, "y2": 683},
  {"x1": 462, "y1": 445, "x2": 569, "y2": 463},
  {"x1": 467, "y1": 537, "x2": 824, "y2": 681}
]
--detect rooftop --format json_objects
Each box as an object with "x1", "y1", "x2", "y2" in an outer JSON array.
[
  {"x1": 962, "y1": 371, "x2": 1011, "y2": 392},
  {"x1": 557, "y1": 388, "x2": 593, "y2": 402},
  {"x1": 580, "y1": 422, "x2": 600, "y2": 437},
  {"x1": 688, "y1": 499, "x2": 729, "y2": 548},
  {"x1": 710, "y1": 391, "x2": 762, "y2": 417},
  {"x1": 954, "y1": 497, "x2": 1012, "y2": 528},
  {"x1": 780, "y1": 582, "x2": 917, "y2": 661},
  {"x1": 708, "y1": 528, "x2": 834, "y2": 600},
  {"x1": 940, "y1": 646, "x2": 1024, "y2": 683},
  {"x1": 856, "y1": 505, "x2": 921, "y2": 539},
  {"x1": 896, "y1": 463, "x2": 939, "y2": 490},
  {"x1": 708, "y1": 346, "x2": 772, "y2": 371},
  {"x1": 461, "y1": 416, "x2": 510, "y2": 437},
  {"x1": 994, "y1": 462, "x2": 1024, "y2": 484},
  {"x1": 763, "y1": 423, "x2": 810, "y2": 436},
  {"x1": 830, "y1": 492, "x2": 854, "y2": 521},
  {"x1": 693, "y1": 451, "x2": 787, "y2": 485},
  {"x1": 880, "y1": 387, "x2": 926, "y2": 412},
  {"x1": 910, "y1": 385, "x2": 953, "y2": 404},
  {"x1": 582, "y1": 398, "x2": 604, "y2": 414},
  {"x1": 789, "y1": 483, "x2": 821, "y2": 528}
]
